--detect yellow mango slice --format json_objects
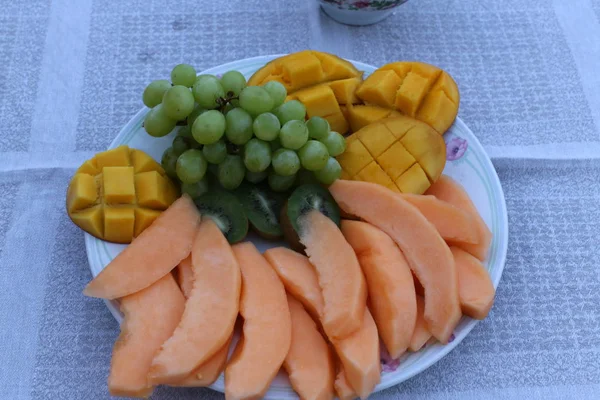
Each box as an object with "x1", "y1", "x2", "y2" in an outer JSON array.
[
  {"x1": 355, "y1": 61, "x2": 460, "y2": 134},
  {"x1": 336, "y1": 115, "x2": 446, "y2": 194},
  {"x1": 66, "y1": 145, "x2": 179, "y2": 243}
]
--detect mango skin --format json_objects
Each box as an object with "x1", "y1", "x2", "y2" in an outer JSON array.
[
  {"x1": 355, "y1": 61, "x2": 460, "y2": 134},
  {"x1": 336, "y1": 116, "x2": 446, "y2": 194},
  {"x1": 66, "y1": 145, "x2": 179, "y2": 243}
]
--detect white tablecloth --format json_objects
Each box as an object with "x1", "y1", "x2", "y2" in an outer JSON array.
[{"x1": 1, "y1": 0, "x2": 599, "y2": 399}]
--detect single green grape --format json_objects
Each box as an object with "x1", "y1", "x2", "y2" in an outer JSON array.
[
  {"x1": 245, "y1": 169, "x2": 268, "y2": 183},
  {"x1": 243, "y1": 138, "x2": 271, "y2": 173},
  {"x1": 253, "y1": 112, "x2": 280, "y2": 141},
  {"x1": 161, "y1": 147, "x2": 179, "y2": 178},
  {"x1": 143, "y1": 79, "x2": 171, "y2": 108},
  {"x1": 271, "y1": 148, "x2": 300, "y2": 176},
  {"x1": 306, "y1": 116, "x2": 330, "y2": 140},
  {"x1": 273, "y1": 100, "x2": 306, "y2": 125},
  {"x1": 171, "y1": 64, "x2": 197, "y2": 87},
  {"x1": 218, "y1": 155, "x2": 245, "y2": 190},
  {"x1": 187, "y1": 106, "x2": 206, "y2": 129},
  {"x1": 225, "y1": 108, "x2": 253, "y2": 145},
  {"x1": 181, "y1": 178, "x2": 209, "y2": 198},
  {"x1": 144, "y1": 104, "x2": 176, "y2": 137},
  {"x1": 192, "y1": 109, "x2": 226, "y2": 145},
  {"x1": 298, "y1": 140, "x2": 329, "y2": 171},
  {"x1": 202, "y1": 139, "x2": 227, "y2": 164},
  {"x1": 263, "y1": 81, "x2": 287, "y2": 108},
  {"x1": 192, "y1": 77, "x2": 225, "y2": 109},
  {"x1": 176, "y1": 149, "x2": 208, "y2": 184},
  {"x1": 172, "y1": 136, "x2": 190, "y2": 156},
  {"x1": 314, "y1": 157, "x2": 342, "y2": 185},
  {"x1": 239, "y1": 86, "x2": 274, "y2": 116},
  {"x1": 268, "y1": 172, "x2": 296, "y2": 192},
  {"x1": 320, "y1": 131, "x2": 346, "y2": 156},
  {"x1": 279, "y1": 120, "x2": 309, "y2": 150},
  {"x1": 162, "y1": 85, "x2": 195, "y2": 120},
  {"x1": 220, "y1": 70, "x2": 247, "y2": 97}
]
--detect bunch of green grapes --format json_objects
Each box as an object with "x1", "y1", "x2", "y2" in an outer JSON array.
[{"x1": 145, "y1": 64, "x2": 346, "y2": 195}]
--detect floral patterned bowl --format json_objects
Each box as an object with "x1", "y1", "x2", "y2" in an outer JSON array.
[{"x1": 319, "y1": 0, "x2": 409, "y2": 25}]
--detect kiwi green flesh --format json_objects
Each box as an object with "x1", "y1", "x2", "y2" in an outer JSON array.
[
  {"x1": 235, "y1": 182, "x2": 285, "y2": 239},
  {"x1": 286, "y1": 184, "x2": 341, "y2": 235},
  {"x1": 194, "y1": 191, "x2": 248, "y2": 244}
]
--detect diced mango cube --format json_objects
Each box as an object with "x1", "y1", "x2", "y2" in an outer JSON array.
[
  {"x1": 95, "y1": 146, "x2": 130, "y2": 168},
  {"x1": 67, "y1": 173, "x2": 98, "y2": 213},
  {"x1": 395, "y1": 71, "x2": 434, "y2": 117},
  {"x1": 328, "y1": 77, "x2": 361, "y2": 105},
  {"x1": 134, "y1": 208, "x2": 162, "y2": 237},
  {"x1": 356, "y1": 161, "x2": 395, "y2": 188},
  {"x1": 313, "y1": 51, "x2": 362, "y2": 81},
  {"x1": 70, "y1": 206, "x2": 104, "y2": 238},
  {"x1": 417, "y1": 89, "x2": 457, "y2": 136},
  {"x1": 135, "y1": 171, "x2": 177, "y2": 209},
  {"x1": 282, "y1": 53, "x2": 324, "y2": 89},
  {"x1": 76, "y1": 160, "x2": 99, "y2": 175},
  {"x1": 356, "y1": 70, "x2": 402, "y2": 109},
  {"x1": 347, "y1": 105, "x2": 392, "y2": 133},
  {"x1": 377, "y1": 142, "x2": 416, "y2": 181},
  {"x1": 103, "y1": 166, "x2": 135, "y2": 204},
  {"x1": 356, "y1": 123, "x2": 396, "y2": 158},
  {"x1": 295, "y1": 85, "x2": 340, "y2": 118},
  {"x1": 324, "y1": 111, "x2": 349, "y2": 134},
  {"x1": 336, "y1": 137, "x2": 372, "y2": 176},
  {"x1": 103, "y1": 207, "x2": 135, "y2": 243},
  {"x1": 131, "y1": 149, "x2": 165, "y2": 175},
  {"x1": 395, "y1": 164, "x2": 430, "y2": 194}
]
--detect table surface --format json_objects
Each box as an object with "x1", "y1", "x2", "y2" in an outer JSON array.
[{"x1": 1, "y1": 1, "x2": 600, "y2": 399}]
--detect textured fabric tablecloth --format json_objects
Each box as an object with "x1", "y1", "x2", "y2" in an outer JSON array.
[{"x1": 1, "y1": 1, "x2": 600, "y2": 399}]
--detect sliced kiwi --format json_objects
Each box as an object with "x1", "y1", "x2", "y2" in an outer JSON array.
[
  {"x1": 281, "y1": 184, "x2": 341, "y2": 250},
  {"x1": 235, "y1": 182, "x2": 286, "y2": 240},
  {"x1": 194, "y1": 190, "x2": 248, "y2": 244}
]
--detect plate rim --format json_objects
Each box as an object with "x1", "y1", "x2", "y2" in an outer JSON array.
[{"x1": 84, "y1": 54, "x2": 509, "y2": 397}]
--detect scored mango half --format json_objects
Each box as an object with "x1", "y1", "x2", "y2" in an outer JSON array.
[
  {"x1": 248, "y1": 50, "x2": 363, "y2": 134},
  {"x1": 336, "y1": 115, "x2": 446, "y2": 194},
  {"x1": 66, "y1": 145, "x2": 179, "y2": 243},
  {"x1": 354, "y1": 62, "x2": 460, "y2": 134}
]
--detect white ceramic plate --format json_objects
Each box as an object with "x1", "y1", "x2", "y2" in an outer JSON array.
[{"x1": 86, "y1": 55, "x2": 508, "y2": 398}]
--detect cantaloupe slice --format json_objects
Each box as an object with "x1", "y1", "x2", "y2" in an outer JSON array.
[
  {"x1": 149, "y1": 219, "x2": 241, "y2": 383},
  {"x1": 225, "y1": 243, "x2": 292, "y2": 400},
  {"x1": 284, "y1": 294, "x2": 335, "y2": 400},
  {"x1": 171, "y1": 334, "x2": 233, "y2": 387},
  {"x1": 298, "y1": 210, "x2": 367, "y2": 340},
  {"x1": 409, "y1": 296, "x2": 433, "y2": 352},
  {"x1": 451, "y1": 246, "x2": 495, "y2": 319},
  {"x1": 108, "y1": 274, "x2": 185, "y2": 397},
  {"x1": 329, "y1": 180, "x2": 460, "y2": 343},
  {"x1": 341, "y1": 220, "x2": 417, "y2": 359},
  {"x1": 83, "y1": 195, "x2": 200, "y2": 299},
  {"x1": 264, "y1": 247, "x2": 325, "y2": 320},
  {"x1": 334, "y1": 366, "x2": 357, "y2": 400},
  {"x1": 426, "y1": 175, "x2": 492, "y2": 261},
  {"x1": 332, "y1": 309, "x2": 381, "y2": 400},
  {"x1": 176, "y1": 255, "x2": 193, "y2": 299},
  {"x1": 400, "y1": 193, "x2": 479, "y2": 244}
]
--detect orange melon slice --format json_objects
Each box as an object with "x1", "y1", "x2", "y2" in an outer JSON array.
[
  {"x1": 149, "y1": 219, "x2": 241, "y2": 383},
  {"x1": 334, "y1": 366, "x2": 357, "y2": 400},
  {"x1": 264, "y1": 247, "x2": 325, "y2": 320},
  {"x1": 298, "y1": 210, "x2": 367, "y2": 340},
  {"x1": 426, "y1": 175, "x2": 492, "y2": 260},
  {"x1": 451, "y1": 246, "x2": 495, "y2": 319},
  {"x1": 332, "y1": 309, "x2": 381, "y2": 399},
  {"x1": 108, "y1": 274, "x2": 185, "y2": 397},
  {"x1": 172, "y1": 334, "x2": 233, "y2": 387},
  {"x1": 225, "y1": 243, "x2": 292, "y2": 400},
  {"x1": 329, "y1": 180, "x2": 460, "y2": 343},
  {"x1": 409, "y1": 296, "x2": 433, "y2": 352},
  {"x1": 284, "y1": 294, "x2": 335, "y2": 400},
  {"x1": 400, "y1": 194, "x2": 479, "y2": 244},
  {"x1": 341, "y1": 220, "x2": 417, "y2": 358},
  {"x1": 83, "y1": 195, "x2": 200, "y2": 299},
  {"x1": 176, "y1": 255, "x2": 193, "y2": 299}
]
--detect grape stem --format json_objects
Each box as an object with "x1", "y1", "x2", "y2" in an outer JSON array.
[{"x1": 216, "y1": 94, "x2": 239, "y2": 113}]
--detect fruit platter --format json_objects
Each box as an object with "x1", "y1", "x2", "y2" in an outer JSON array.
[{"x1": 66, "y1": 51, "x2": 508, "y2": 399}]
